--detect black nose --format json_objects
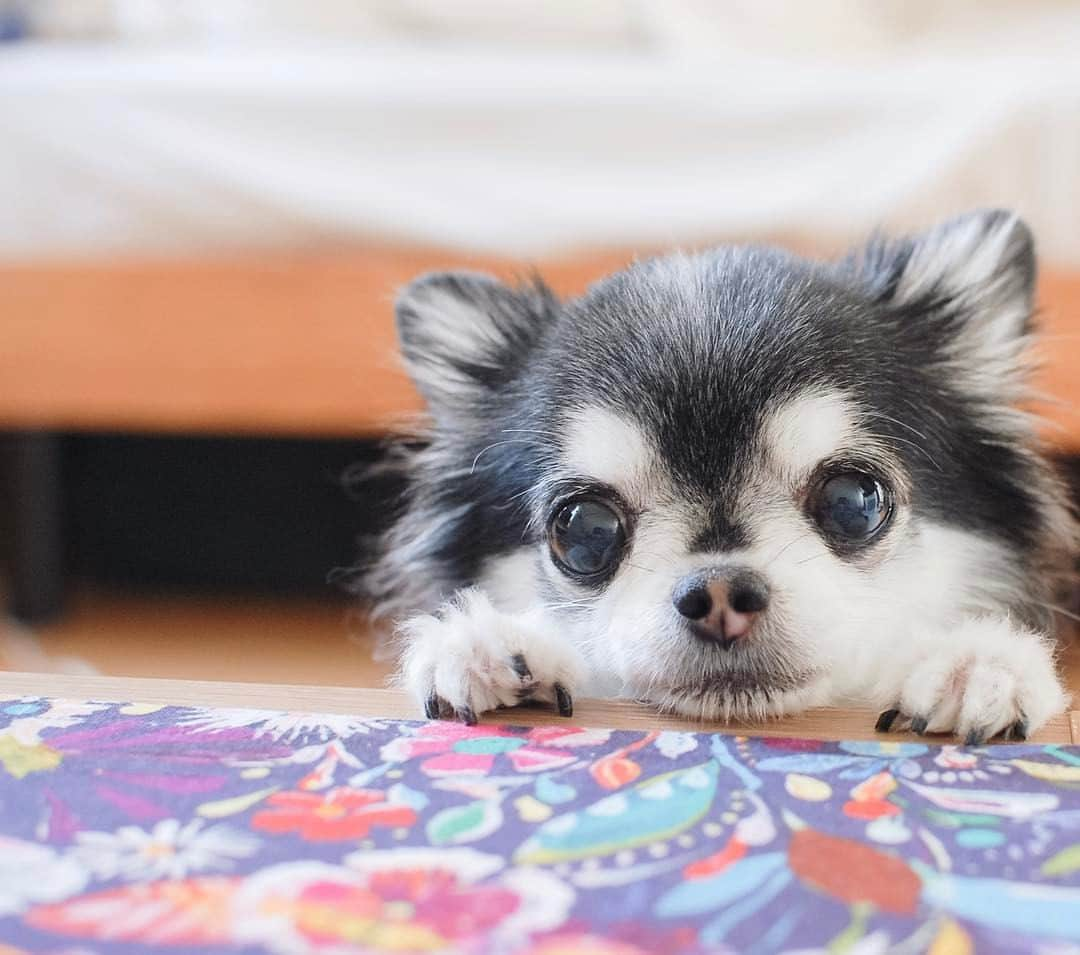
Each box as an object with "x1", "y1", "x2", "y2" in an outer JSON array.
[
  {"x1": 672, "y1": 569, "x2": 769, "y2": 646},
  {"x1": 673, "y1": 584, "x2": 712, "y2": 620}
]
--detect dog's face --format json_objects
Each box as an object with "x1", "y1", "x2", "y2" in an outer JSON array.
[{"x1": 386, "y1": 211, "x2": 1070, "y2": 719}]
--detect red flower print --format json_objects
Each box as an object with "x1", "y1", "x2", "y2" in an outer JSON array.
[
  {"x1": 251, "y1": 787, "x2": 416, "y2": 841},
  {"x1": 248, "y1": 865, "x2": 523, "y2": 950},
  {"x1": 369, "y1": 869, "x2": 518, "y2": 939},
  {"x1": 234, "y1": 850, "x2": 575, "y2": 952}
]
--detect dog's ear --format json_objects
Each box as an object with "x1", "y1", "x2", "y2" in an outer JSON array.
[
  {"x1": 395, "y1": 271, "x2": 557, "y2": 408},
  {"x1": 850, "y1": 209, "x2": 1036, "y2": 368}
]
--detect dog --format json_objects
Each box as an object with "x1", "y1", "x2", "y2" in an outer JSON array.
[{"x1": 366, "y1": 209, "x2": 1077, "y2": 742}]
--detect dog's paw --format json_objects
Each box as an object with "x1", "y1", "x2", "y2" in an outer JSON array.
[
  {"x1": 397, "y1": 589, "x2": 586, "y2": 724},
  {"x1": 874, "y1": 617, "x2": 1069, "y2": 744}
]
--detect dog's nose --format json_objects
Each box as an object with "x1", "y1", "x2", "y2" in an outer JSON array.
[{"x1": 672, "y1": 570, "x2": 769, "y2": 647}]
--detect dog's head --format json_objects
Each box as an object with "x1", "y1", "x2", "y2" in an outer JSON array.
[{"x1": 386, "y1": 210, "x2": 1074, "y2": 718}]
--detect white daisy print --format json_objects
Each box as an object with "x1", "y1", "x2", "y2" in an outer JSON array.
[
  {"x1": 179, "y1": 706, "x2": 388, "y2": 742},
  {"x1": 72, "y1": 818, "x2": 260, "y2": 881}
]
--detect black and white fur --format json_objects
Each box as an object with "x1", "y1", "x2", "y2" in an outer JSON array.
[{"x1": 366, "y1": 210, "x2": 1077, "y2": 741}]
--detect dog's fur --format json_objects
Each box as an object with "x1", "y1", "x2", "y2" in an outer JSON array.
[{"x1": 366, "y1": 210, "x2": 1077, "y2": 740}]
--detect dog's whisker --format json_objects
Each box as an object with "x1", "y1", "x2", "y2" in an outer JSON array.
[
  {"x1": 542, "y1": 599, "x2": 594, "y2": 612},
  {"x1": 863, "y1": 410, "x2": 932, "y2": 444},
  {"x1": 469, "y1": 439, "x2": 533, "y2": 475},
  {"x1": 764, "y1": 531, "x2": 817, "y2": 566},
  {"x1": 500, "y1": 428, "x2": 559, "y2": 437},
  {"x1": 1033, "y1": 600, "x2": 1080, "y2": 624},
  {"x1": 862, "y1": 429, "x2": 944, "y2": 472}
]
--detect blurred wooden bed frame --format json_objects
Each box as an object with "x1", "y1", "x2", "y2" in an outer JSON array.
[{"x1": 2, "y1": 243, "x2": 1079, "y2": 621}]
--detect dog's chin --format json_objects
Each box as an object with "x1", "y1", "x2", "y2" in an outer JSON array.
[
  {"x1": 646, "y1": 677, "x2": 827, "y2": 723},
  {"x1": 634, "y1": 653, "x2": 828, "y2": 723}
]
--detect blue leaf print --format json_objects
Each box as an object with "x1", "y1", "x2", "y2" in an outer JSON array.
[
  {"x1": 837, "y1": 759, "x2": 889, "y2": 780},
  {"x1": 700, "y1": 867, "x2": 793, "y2": 944},
  {"x1": 917, "y1": 862, "x2": 1080, "y2": 940},
  {"x1": 754, "y1": 754, "x2": 866, "y2": 774},
  {"x1": 655, "y1": 852, "x2": 788, "y2": 918},
  {"x1": 515, "y1": 761, "x2": 719, "y2": 865}
]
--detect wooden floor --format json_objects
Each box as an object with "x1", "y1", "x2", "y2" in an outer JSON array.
[{"x1": 0, "y1": 588, "x2": 393, "y2": 687}]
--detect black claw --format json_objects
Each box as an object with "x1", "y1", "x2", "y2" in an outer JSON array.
[
  {"x1": 910, "y1": 716, "x2": 929, "y2": 736},
  {"x1": 875, "y1": 708, "x2": 901, "y2": 733},
  {"x1": 964, "y1": 728, "x2": 986, "y2": 747},
  {"x1": 554, "y1": 683, "x2": 573, "y2": 718},
  {"x1": 458, "y1": 706, "x2": 478, "y2": 726},
  {"x1": 424, "y1": 692, "x2": 441, "y2": 720},
  {"x1": 510, "y1": 653, "x2": 533, "y2": 681}
]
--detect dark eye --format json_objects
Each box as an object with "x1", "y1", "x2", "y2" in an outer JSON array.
[
  {"x1": 548, "y1": 497, "x2": 627, "y2": 580},
  {"x1": 812, "y1": 471, "x2": 892, "y2": 543}
]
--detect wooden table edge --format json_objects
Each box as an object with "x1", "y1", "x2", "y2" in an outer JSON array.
[{"x1": 0, "y1": 671, "x2": 1073, "y2": 744}]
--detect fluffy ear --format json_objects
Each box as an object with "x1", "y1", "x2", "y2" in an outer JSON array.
[
  {"x1": 395, "y1": 271, "x2": 557, "y2": 407},
  {"x1": 850, "y1": 209, "x2": 1036, "y2": 368}
]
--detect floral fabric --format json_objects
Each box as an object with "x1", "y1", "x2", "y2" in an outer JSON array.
[{"x1": 2, "y1": 698, "x2": 1080, "y2": 954}]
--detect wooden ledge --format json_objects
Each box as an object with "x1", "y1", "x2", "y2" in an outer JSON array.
[{"x1": 0, "y1": 671, "x2": 1072, "y2": 744}]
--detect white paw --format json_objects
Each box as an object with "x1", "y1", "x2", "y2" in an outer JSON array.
[
  {"x1": 397, "y1": 588, "x2": 586, "y2": 723},
  {"x1": 876, "y1": 617, "x2": 1069, "y2": 743}
]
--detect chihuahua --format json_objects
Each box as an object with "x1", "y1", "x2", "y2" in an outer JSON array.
[{"x1": 367, "y1": 210, "x2": 1076, "y2": 742}]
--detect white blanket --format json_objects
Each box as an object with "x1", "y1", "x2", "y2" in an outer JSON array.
[{"x1": 3, "y1": 5, "x2": 1079, "y2": 264}]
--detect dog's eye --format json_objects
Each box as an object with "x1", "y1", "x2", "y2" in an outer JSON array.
[
  {"x1": 548, "y1": 497, "x2": 627, "y2": 580},
  {"x1": 812, "y1": 471, "x2": 892, "y2": 543}
]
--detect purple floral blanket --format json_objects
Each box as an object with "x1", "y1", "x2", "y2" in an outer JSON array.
[{"x1": 2, "y1": 698, "x2": 1080, "y2": 954}]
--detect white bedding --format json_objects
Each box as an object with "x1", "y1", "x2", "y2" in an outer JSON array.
[{"x1": 2, "y1": 6, "x2": 1080, "y2": 264}]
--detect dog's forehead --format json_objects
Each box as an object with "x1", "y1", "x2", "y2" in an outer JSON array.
[
  {"x1": 764, "y1": 390, "x2": 860, "y2": 479},
  {"x1": 550, "y1": 249, "x2": 870, "y2": 499},
  {"x1": 562, "y1": 406, "x2": 655, "y2": 489},
  {"x1": 560, "y1": 390, "x2": 860, "y2": 504}
]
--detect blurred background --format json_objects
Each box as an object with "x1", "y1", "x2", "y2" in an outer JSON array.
[{"x1": 1, "y1": 0, "x2": 1079, "y2": 687}]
